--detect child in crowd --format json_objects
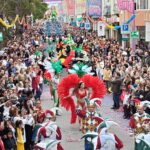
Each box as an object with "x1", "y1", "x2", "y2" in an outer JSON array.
[
  {"x1": 3, "y1": 130, "x2": 16, "y2": 150},
  {"x1": 123, "y1": 88, "x2": 132, "y2": 119}
]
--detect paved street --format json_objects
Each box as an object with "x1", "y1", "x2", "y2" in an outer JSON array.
[{"x1": 41, "y1": 85, "x2": 134, "y2": 150}]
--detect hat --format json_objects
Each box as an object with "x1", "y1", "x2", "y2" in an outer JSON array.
[
  {"x1": 132, "y1": 100, "x2": 150, "y2": 109},
  {"x1": 85, "y1": 98, "x2": 102, "y2": 108},
  {"x1": 45, "y1": 110, "x2": 54, "y2": 118},
  {"x1": 98, "y1": 120, "x2": 119, "y2": 131}
]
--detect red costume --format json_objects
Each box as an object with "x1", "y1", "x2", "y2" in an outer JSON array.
[
  {"x1": 62, "y1": 51, "x2": 75, "y2": 69},
  {"x1": 58, "y1": 74, "x2": 106, "y2": 124},
  {"x1": 76, "y1": 90, "x2": 87, "y2": 99}
]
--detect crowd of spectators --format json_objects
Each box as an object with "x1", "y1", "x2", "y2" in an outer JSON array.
[{"x1": 0, "y1": 22, "x2": 150, "y2": 150}]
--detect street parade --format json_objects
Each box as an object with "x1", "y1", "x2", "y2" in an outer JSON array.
[{"x1": 0, "y1": 0, "x2": 150, "y2": 150}]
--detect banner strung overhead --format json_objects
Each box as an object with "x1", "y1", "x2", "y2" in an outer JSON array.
[
  {"x1": 75, "y1": 0, "x2": 86, "y2": 15},
  {"x1": 87, "y1": 0, "x2": 102, "y2": 17},
  {"x1": 66, "y1": 0, "x2": 75, "y2": 16}
]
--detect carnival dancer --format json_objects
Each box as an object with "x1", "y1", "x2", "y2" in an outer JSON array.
[
  {"x1": 79, "y1": 101, "x2": 123, "y2": 150},
  {"x1": 135, "y1": 118, "x2": 150, "y2": 150},
  {"x1": 51, "y1": 72, "x2": 61, "y2": 111},
  {"x1": 64, "y1": 81, "x2": 90, "y2": 130},
  {"x1": 76, "y1": 98, "x2": 103, "y2": 133},
  {"x1": 130, "y1": 101, "x2": 150, "y2": 135},
  {"x1": 58, "y1": 74, "x2": 106, "y2": 125},
  {"x1": 50, "y1": 6, "x2": 57, "y2": 20},
  {"x1": 43, "y1": 59, "x2": 63, "y2": 109},
  {"x1": 96, "y1": 127, "x2": 123, "y2": 150},
  {"x1": 34, "y1": 109, "x2": 63, "y2": 150},
  {"x1": 129, "y1": 100, "x2": 150, "y2": 149}
]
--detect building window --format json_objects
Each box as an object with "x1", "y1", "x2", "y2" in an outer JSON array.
[
  {"x1": 136, "y1": 0, "x2": 149, "y2": 10},
  {"x1": 104, "y1": 0, "x2": 111, "y2": 17}
]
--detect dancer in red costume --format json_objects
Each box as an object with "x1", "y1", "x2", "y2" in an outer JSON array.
[
  {"x1": 65, "y1": 81, "x2": 89, "y2": 110},
  {"x1": 64, "y1": 81, "x2": 90, "y2": 129},
  {"x1": 58, "y1": 74, "x2": 106, "y2": 124}
]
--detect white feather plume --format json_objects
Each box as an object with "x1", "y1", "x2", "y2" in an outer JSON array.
[
  {"x1": 72, "y1": 64, "x2": 79, "y2": 70},
  {"x1": 68, "y1": 69, "x2": 77, "y2": 74}
]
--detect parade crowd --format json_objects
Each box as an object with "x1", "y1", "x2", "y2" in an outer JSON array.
[{"x1": 0, "y1": 20, "x2": 149, "y2": 150}]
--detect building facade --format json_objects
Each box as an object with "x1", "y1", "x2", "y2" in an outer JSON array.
[
  {"x1": 102, "y1": 0, "x2": 120, "y2": 40},
  {"x1": 119, "y1": 0, "x2": 150, "y2": 48}
]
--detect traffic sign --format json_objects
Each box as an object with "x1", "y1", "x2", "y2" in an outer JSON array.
[
  {"x1": 0, "y1": 32, "x2": 3, "y2": 42},
  {"x1": 121, "y1": 24, "x2": 130, "y2": 34},
  {"x1": 131, "y1": 31, "x2": 139, "y2": 39},
  {"x1": 122, "y1": 24, "x2": 129, "y2": 31}
]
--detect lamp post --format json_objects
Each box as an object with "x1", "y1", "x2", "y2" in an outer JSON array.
[{"x1": 132, "y1": 0, "x2": 136, "y2": 53}]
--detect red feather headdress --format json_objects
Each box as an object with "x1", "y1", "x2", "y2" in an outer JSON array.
[{"x1": 58, "y1": 74, "x2": 106, "y2": 124}]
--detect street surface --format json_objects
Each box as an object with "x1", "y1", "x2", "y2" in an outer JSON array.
[{"x1": 41, "y1": 71, "x2": 134, "y2": 150}]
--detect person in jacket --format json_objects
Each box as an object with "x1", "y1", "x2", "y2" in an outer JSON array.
[{"x1": 110, "y1": 72, "x2": 122, "y2": 109}]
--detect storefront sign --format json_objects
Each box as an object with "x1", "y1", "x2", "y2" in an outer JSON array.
[
  {"x1": 98, "y1": 22, "x2": 105, "y2": 36},
  {"x1": 146, "y1": 22, "x2": 150, "y2": 42},
  {"x1": 117, "y1": 0, "x2": 134, "y2": 13},
  {"x1": 122, "y1": 34, "x2": 129, "y2": 41},
  {"x1": 87, "y1": 0, "x2": 102, "y2": 17},
  {"x1": 0, "y1": 32, "x2": 3, "y2": 42},
  {"x1": 131, "y1": 31, "x2": 139, "y2": 39},
  {"x1": 85, "y1": 23, "x2": 91, "y2": 30}
]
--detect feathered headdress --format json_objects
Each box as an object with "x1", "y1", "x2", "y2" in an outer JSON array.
[
  {"x1": 43, "y1": 60, "x2": 63, "y2": 75},
  {"x1": 58, "y1": 74, "x2": 106, "y2": 124},
  {"x1": 68, "y1": 63, "x2": 94, "y2": 77},
  {"x1": 62, "y1": 51, "x2": 75, "y2": 69}
]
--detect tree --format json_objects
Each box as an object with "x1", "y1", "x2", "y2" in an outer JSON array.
[
  {"x1": 0, "y1": 0, "x2": 48, "y2": 45},
  {"x1": 0, "y1": 0, "x2": 48, "y2": 19},
  {"x1": 32, "y1": 0, "x2": 48, "y2": 20}
]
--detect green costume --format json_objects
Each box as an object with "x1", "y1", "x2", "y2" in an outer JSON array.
[{"x1": 51, "y1": 9, "x2": 57, "y2": 20}]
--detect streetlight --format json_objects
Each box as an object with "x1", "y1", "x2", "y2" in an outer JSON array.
[{"x1": 132, "y1": 0, "x2": 136, "y2": 53}]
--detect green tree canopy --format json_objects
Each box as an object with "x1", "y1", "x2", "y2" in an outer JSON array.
[{"x1": 0, "y1": 0, "x2": 48, "y2": 20}]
